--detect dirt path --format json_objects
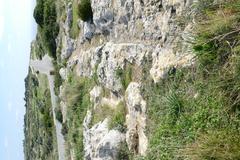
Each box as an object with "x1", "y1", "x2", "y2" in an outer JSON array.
[{"x1": 30, "y1": 55, "x2": 65, "y2": 160}]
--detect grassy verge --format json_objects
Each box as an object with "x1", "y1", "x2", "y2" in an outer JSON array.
[{"x1": 142, "y1": 1, "x2": 240, "y2": 159}]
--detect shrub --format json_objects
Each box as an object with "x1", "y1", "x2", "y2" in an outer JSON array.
[
  {"x1": 61, "y1": 123, "x2": 68, "y2": 136},
  {"x1": 78, "y1": 0, "x2": 93, "y2": 22},
  {"x1": 33, "y1": 0, "x2": 44, "y2": 26},
  {"x1": 53, "y1": 61, "x2": 62, "y2": 95},
  {"x1": 33, "y1": 0, "x2": 59, "y2": 59},
  {"x1": 55, "y1": 108, "x2": 63, "y2": 123}
]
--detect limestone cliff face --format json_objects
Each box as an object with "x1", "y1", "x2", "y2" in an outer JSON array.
[{"x1": 58, "y1": 0, "x2": 196, "y2": 159}]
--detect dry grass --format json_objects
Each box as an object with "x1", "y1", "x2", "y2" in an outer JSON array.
[{"x1": 181, "y1": 130, "x2": 240, "y2": 160}]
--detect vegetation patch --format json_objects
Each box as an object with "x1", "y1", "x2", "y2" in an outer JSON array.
[
  {"x1": 90, "y1": 102, "x2": 127, "y2": 133},
  {"x1": 55, "y1": 107, "x2": 63, "y2": 123},
  {"x1": 24, "y1": 70, "x2": 58, "y2": 160},
  {"x1": 181, "y1": 130, "x2": 240, "y2": 160},
  {"x1": 53, "y1": 60, "x2": 63, "y2": 95},
  {"x1": 34, "y1": 0, "x2": 59, "y2": 59},
  {"x1": 91, "y1": 104, "x2": 114, "y2": 127},
  {"x1": 70, "y1": 0, "x2": 80, "y2": 39},
  {"x1": 63, "y1": 73, "x2": 94, "y2": 159},
  {"x1": 141, "y1": 0, "x2": 240, "y2": 159},
  {"x1": 108, "y1": 102, "x2": 127, "y2": 132},
  {"x1": 116, "y1": 63, "x2": 133, "y2": 90},
  {"x1": 117, "y1": 142, "x2": 133, "y2": 160},
  {"x1": 78, "y1": 0, "x2": 93, "y2": 22}
]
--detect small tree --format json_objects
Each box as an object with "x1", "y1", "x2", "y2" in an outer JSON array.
[
  {"x1": 33, "y1": 2, "x2": 44, "y2": 27},
  {"x1": 78, "y1": 0, "x2": 93, "y2": 22},
  {"x1": 33, "y1": 0, "x2": 44, "y2": 26}
]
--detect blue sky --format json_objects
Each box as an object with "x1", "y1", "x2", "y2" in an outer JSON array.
[{"x1": 0, "y1": 0, "x2": 36, "y2": 159}]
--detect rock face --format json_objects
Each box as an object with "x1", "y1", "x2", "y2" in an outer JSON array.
[
  {"x1": 59, "y1": 2, "x2": 76, "y2": 60},
  {"x1": 61, "y1": 0, "x2": 196, "y2": 159},
  {"x1": 83, "y1": 112, "x2": 125, "y2": 160},
  {"x1": 90, "y1": 86, "x2": 102, "y2": 108},
  {"x1": 125, "y1": 82, "x2": 148, "y2": 155},
  {"x1": 74, "y1": 0, "x2": 195, "y2": 83}
]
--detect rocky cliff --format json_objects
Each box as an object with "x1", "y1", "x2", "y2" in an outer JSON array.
[
  {"x1": 57, "y1": 0, "x2": 196, "y2": 159},
  {"x1": 26, "y1": 0, "x2": 240, "y2": 159}
]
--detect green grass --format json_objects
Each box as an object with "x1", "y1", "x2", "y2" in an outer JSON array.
[
  {"x1": 91, "y1": 104, "x2": 114, "y2": 127},
  {"x1": 89, "y1": 101, "x2": 126, "y2": 132},
  {"x1": 181, "y1": 130, "x2": 240, "y2": 160},
  {"x1": 63, "y1": 72, "x2": 94, "y2": 159},
  {"x1": 69, "y1": 0, "x2": 80, "y2": 39},
  {"x1": 140, "y1": 1, "x2": 240, "y2": 159},
  {"x1": 116, "y1": 63, "x2": 133, "y2": 90},
  {"x1": 108, "y1": 102, "x2": 127, "y2": 132}
]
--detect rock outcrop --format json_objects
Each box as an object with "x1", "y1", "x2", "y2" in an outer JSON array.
[
  {"x1": 125, "y1": 82, "x2": 148, "y2": 156},
  {"x1": 83, "y1": 112, "x2": 125, "y2": 160},
  {"x1": 60, "y1": 0, "x2": 196, "y2": 159}
]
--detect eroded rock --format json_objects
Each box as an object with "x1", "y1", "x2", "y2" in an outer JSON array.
[
  {"x1": 83, "y1": 112, "x2": 125, "y2": 160},
  {"x1": 125, "y1": 82, "x2": 148, "y2": 155}
]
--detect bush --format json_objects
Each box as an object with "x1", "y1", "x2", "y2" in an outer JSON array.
[
  {"x1": 33, "y1": 0, "x2": 59, "y2": 59},
  {"x1": 33, "y1": 0, "x2": 44, "y2": 26},
  {"x1": 78, "y1": 0, "x2": 93, "y2": 22},
  {"x1": 55, "y1": 108, "x2": 63, "y2": 123},
  {"x1": 53, "y1": 61, "x2": 62, "y2": 95},
  {"x1": 61, "y1": 123, "x2": 68, "y2": 136}
]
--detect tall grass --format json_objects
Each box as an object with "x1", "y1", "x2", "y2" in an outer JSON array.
[{"x1": 142, "y1": 0, "x2": 240, "y2": 159}]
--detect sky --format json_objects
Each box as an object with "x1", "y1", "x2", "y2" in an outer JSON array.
[{"x1": 0, "y1": 0, "x2": 36, "y2": 159}]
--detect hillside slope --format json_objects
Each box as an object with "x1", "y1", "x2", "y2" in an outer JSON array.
[{"x1": 24, "y1": 0, "x2": 240, "y2": 159}]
